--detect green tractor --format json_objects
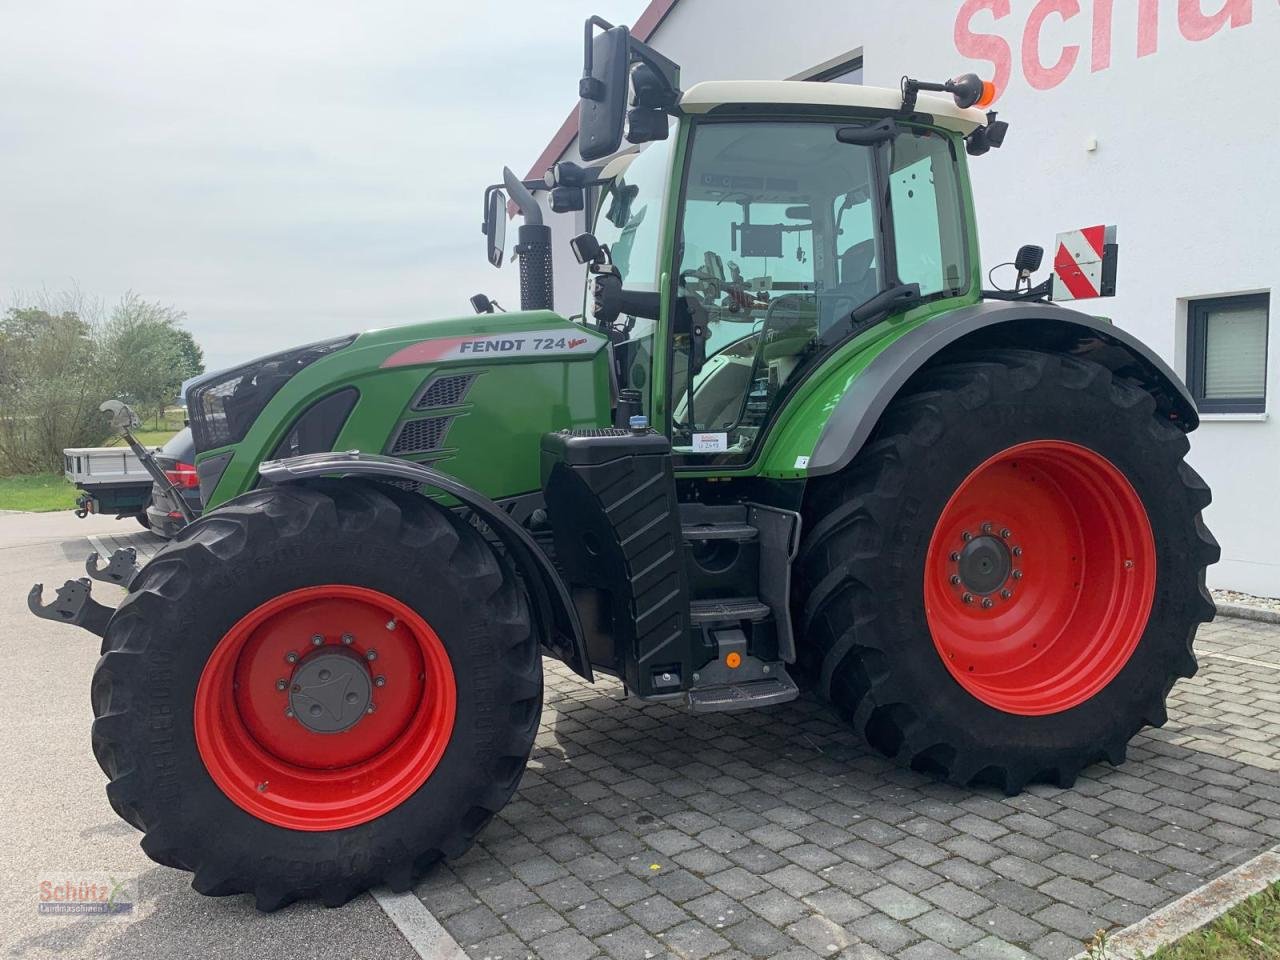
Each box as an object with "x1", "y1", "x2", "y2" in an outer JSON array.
[{"x1": 32, "y1": 16, "x2": 1218, "y2": 909}]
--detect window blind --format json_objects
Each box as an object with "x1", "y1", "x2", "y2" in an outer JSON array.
[{"x1": 1203, "y1": 305, "x2": 1267, "y2": 399}]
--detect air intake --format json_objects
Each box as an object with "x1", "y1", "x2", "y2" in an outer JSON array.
[
  {"x1": 413, "y1": 374, "x2": 477, "y2": 410},
  {"x1": 390, "y1": 416, "x2": 452, "y2": 455}
]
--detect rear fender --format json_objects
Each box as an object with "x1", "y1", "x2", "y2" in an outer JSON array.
[
  {"x1": 807, "y1": 301, "x2": 1198, "y2": 477},
  {"x1": 258, "y1": 451, "x2": 591, "y2": 680}
]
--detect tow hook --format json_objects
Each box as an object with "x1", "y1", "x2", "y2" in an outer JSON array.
[
  {"x1": 28, "y1": 577, "x2": 114, "y2": 637},
  {"x1": 28, "y1": 547, "x2": 140, "y2": 637},
  {"x1": 86, "y1": 546, "x2": 141, "y2": 587}
]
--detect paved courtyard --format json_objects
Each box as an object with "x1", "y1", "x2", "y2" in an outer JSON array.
[
  {"x1": 419, "y1": 618, "x2": 1280, "y2": 960},
  {"x1": 3, "y1": 515, "x2": 1278, "y2": 959}
]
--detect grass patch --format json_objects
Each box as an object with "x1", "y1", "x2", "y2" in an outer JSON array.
[
  {"x1": 0, "y1": 473, "x2": 78, "y2": 512},
  {"x1": 1142, "y1": 880, "x2": 1280, "y2": 959}
]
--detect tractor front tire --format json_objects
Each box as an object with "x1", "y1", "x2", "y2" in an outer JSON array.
[
  {"x1": 91, "y1": 479, "x2": 541, "y2": 909},
  {"x1": 795, "y1": 349, "x2": 1218, "y2": 794}
]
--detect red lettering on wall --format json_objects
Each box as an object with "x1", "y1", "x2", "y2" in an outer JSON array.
[
  {"x1": 954, "y1": 0, "x2": 1013, "y2": 99},
  {"x1": 1138, "y1": 0, "x2": 1161, "y2": 56},
  {"x1": 1178, "y1": 0, "x2": 1252, "y2": 40},
  {"x1": 1023, "y1": 0, "x2": 1082, "y2": 90},
  {"x1": 1092, "y1": 0, "x2": 1113, "y2": 70}
]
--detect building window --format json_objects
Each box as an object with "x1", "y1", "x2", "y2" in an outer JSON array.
[
  {"x1": 1187, "y1": 293, "x2": 1269, "y2": 413},
  {"x1": 806, "y1": 56, "x2": 863, "y2": 85}
]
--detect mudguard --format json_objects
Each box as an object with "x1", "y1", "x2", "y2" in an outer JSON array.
[
  {"x1": 807, "y1": 300, "x2": 1198, "y2": 477},
  {"x1": 257, "y1": 451, "x2": 592, "y2": 680}
]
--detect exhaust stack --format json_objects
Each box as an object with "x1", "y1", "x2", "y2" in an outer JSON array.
[{"x1": 503, "y1": 167, "x2": 555, "y2": 312}]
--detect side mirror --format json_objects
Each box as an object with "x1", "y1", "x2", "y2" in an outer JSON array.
[
  {"x1": 470, "y1": 294, "x2": 496, "y2": 314},
  {"x1": 482, "y1": 186, "x2": 507, "y2": 268},
  {"x1": 578, "y1": 20, "x2": 631, "y2": 161}
]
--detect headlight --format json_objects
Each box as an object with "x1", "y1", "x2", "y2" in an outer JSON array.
[{"x1": 189, "y1": 335, "x2": 356, "y2": 452}]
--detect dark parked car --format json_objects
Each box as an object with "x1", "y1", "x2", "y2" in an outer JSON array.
[{"x1": 145, "y1": 427, "x2": 202, "y2": 538}]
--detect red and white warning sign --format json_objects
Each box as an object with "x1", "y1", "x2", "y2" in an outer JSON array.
[{"x1": 1053, "y1": 224, "x2": 1117, "y2": 301}]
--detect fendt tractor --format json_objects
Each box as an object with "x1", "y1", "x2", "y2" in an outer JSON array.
[{"x1": 31, "y1": 16, "x2": 1218, "y2": 909}]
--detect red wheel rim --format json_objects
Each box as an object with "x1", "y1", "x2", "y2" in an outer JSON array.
[
  {"x1": 923, "y1": 440, "x2": 1156, "y2": 716},
  {"x1": 194, "y1": 585, "x2": 456, "y2": 830}
]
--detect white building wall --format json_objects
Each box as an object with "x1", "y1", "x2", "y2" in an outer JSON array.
[{"x1": 533, "y1": 0, "x2": 1280, "y2": 595}]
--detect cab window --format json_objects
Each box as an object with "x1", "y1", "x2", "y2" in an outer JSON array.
[
  {"x1": 670, "y1": 120, "x2": 881, "y2": 464},
  {"x1": 889, "y1": 130, "x2": 968, "y2": 296}
]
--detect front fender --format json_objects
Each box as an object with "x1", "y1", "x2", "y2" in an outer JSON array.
[
  {"x1": 258, "y1": 451, "x2": 591, "y2": 680},
  {"x1": 807, "y1": 301, "x2": 1198, "y2": 478}
]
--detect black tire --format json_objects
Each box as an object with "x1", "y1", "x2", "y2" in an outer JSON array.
[
  {"x1": 794, "y1": 349, "x2": 1218, "y2": 794},
  {"x1": 90, "y1": 478, "x2": 541, "y2": 909},
  {"x1": 135, "y1": 498, "x2": 151, "y2": 529}
]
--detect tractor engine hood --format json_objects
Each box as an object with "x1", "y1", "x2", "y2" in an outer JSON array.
[{"x1": 188, "y1": 310, "x2": 613, "y2": 509}]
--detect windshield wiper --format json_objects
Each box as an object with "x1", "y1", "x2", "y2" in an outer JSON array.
[{"x1": 816, "y1": 282, "x2": 923, "y2": 349}]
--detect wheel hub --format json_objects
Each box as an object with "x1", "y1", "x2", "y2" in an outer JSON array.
[
  {"x1": 956, "y1": 534, "x2": 1011, "y2": 595},
  {"x1": 287, "y1": 648, "x2": 373, "y2": 733}
]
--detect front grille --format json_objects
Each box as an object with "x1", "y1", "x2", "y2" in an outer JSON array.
[
  {"x1": 413, "y1": 373, "x2": 477, "y2": 410},
  {"x1": 390, "y1": 416, "x2": 452, "y2": 455}
]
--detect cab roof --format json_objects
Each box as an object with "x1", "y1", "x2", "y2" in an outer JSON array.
[{"x1": 679, "y1": 81, "x2": 988, "y2": 136}]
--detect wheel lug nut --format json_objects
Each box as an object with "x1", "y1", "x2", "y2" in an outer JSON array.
[
  {"x1": 365, "y1": 650, "x2": 378, "y2": 661},
  {"x1": 981, "y1": 598, "x2": 994, "y2": 609},
  {"x1": 1012, "y1": 546, "x2": 1023, "y2": 557},
  {"x1": 981, "y1": 522, "x2": 993, "y2": 534},
  {"x1": 275, "y1": 678, "x2": 287, "y2": 691},
  {"x1": 311, "y1": 634, "x2": 324, "y2": 647},
  {"x1": 366, "y1": 705, "x2": 375, "y2": 714},
  {"x1": 1012, "y1": 570, "x2": 1023, "y2": 580},
  {"x1": 284, "y1": 707, "x2": 294, "y2": 718},
  {"x1": 284, "y1": 651, "x2": 299, "y2": 664},
  {"x1": 961, "y1": 531, "x2": 972, "y2": 542},
  {"x1": 1000, "y1": 528, "x2": 1011, "y2": 538},
  {"x1": 950, "y1": 575, "x2": 961, "y2": 586},
  {"x1": 374, "y1": 676, "x2": 386, "y2": 687},
  {"x1": 949, "y1": 552, "x2": 960, "y2": 562},
  {"x1": 341, "y1": 633, "x2": 354, "y2": 645},
  {"x1": 962, "y1": 593, "x2": 974, "y2": 604},
  {"x1": 1000, "y1": 589, "x2": 1012, "y2": 600}
]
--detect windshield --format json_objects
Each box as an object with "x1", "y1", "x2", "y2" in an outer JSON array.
[{"x1": 671, "y1": 119, "x2": 967, "y2": 464}]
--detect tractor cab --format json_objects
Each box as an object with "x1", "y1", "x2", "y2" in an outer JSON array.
[
  {"x1": 582, "y1": 102, "x2": 976, "y2": 466},
  {"x1": 484, "y1": 16, "x2": 1002, "y2": 469}
]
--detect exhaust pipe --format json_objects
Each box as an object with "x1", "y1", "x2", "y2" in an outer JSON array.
[{"x1": 503, "y1": 167, "x2": 554, "y2": 312}]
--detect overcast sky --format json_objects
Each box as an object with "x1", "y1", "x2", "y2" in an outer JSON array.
[{"x1": 0, "y1": 1, "x2": 649, "y2": 371}]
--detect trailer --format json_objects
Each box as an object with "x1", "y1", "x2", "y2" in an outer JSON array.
[{"x1": 63, "y1": 444, "x2": 159, "y2": 523}]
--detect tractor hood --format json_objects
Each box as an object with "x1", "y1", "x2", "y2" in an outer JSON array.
[{"x1": 189, "y1": 310, "x2": 613, "y2": 508}]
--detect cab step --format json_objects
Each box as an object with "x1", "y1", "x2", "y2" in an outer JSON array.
[
  {"x1": 687, "y1": 670, "x2": 799, "y2": 713},
  {"x1": 689, "y1": 597, "x2": 770, "y2": 624}
]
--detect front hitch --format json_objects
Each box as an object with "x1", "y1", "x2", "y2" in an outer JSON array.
[
  {"x1": 28, "y1": 578, "x2": 114, "y2": 638},
  {"x1": 28, "y1": 547, "x2": 141, "y2": 638}
]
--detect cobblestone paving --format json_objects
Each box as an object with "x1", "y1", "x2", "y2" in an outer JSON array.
[{"x1": 415, "y1": 617, "x2": 1280, "y2": 960}]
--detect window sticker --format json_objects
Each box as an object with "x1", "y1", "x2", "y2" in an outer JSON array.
[
  {"x1": 692, "y1": 433, "x2": 729, "y2": 453},
  {"x1": 794, "y1": 455, "x2": 810, "y2": 469}
]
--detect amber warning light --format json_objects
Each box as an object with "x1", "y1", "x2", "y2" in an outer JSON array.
[{"x1": 900, "y1": 72, "x2": 998, "y2": 113}]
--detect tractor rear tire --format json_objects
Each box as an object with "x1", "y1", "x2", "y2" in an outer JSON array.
[
  {"x1": 90, "y1": 478, "x2": 541, "y2": 909},
  {"x1": 795, "y1": 349, "x2": 1218, "y2": 794}
]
